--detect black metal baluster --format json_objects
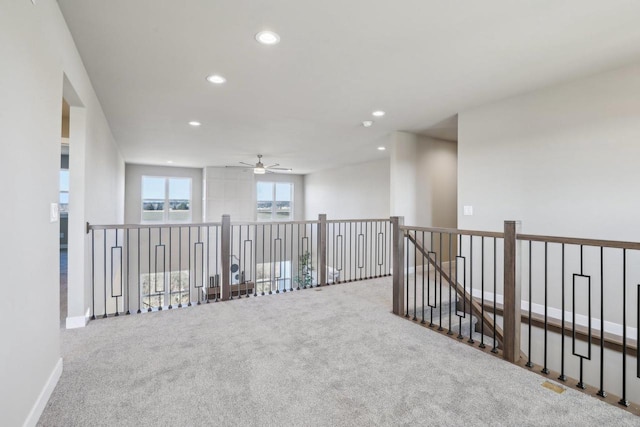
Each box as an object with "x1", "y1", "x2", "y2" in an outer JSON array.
[
  {"x1": 269, "y1": 224, "x2": 273, "y2": 295},
  {"x1": 457, "y1": 234, "x2": 464, "y2": 340},
  {"x1": 147, "y1": 227, "x2": 151, "y2": 312},
  {"x1": 168, "y1": 227, "x2": 173, "y2": 309},
  {"x1": 250, "y1": 224, "x2": 256, "y2": 296},
  {"x1": 304, "y1": 223, "x2": 312, "y2": 289},
  {"x1": 215, "y1": 226, "x2": 219, "y2": 302},
  {"x1": 157, "y1": 228, "x2": 163, "y2": 310},
  {"x1": 438, "y1": 233, "x2": 443, "y2": 332},
  {"x1": 137, "y1": 228, "x2": 141, "y2": 313},
  {"x1": 619, "y1": 249, "x2": 628, "y2": 406},
  {"x1": 413, "y1": 231, "x2": 417, "y2": 321},
  {"x1": 597, "y1": 246, "x2": 606, "y2": 397},
  {"x1": 405, "y1": 234, "x2": 409, "y2": 318},
  {"x1": 421, "y1": 230, "x2": 426, "y2": 325},
  {"x1": 254, "y1": 224, "x2": 258, "y2": 296},
  {"x1": 261, "y1": 224, "x2": 265, "y2": 295},
  {"x1": 188, "y1": 226, "x2": 193, "y2": 306},
  {"x1": 428, "y1": 231, "x2": 435, "y2": 327},
  {"x1": 91, "y1": 229, "x2": 96, "y2": 320},
  {"x1": 541, "y1": 242, "x2": 549, "y2": 374},
  {"x1": 525, "y1": 240, "x2": 533, "y2": 367},
  {"x1": 468, "y1": 235, "x2": 473, "y2": 342},
  {"x1": 367, "y1": 221, "x2": 376, "y2": 279},
  {"x1": 104, "y1": 229, "x2": 108, "y2": 317},
  {"x1": 116, "y1": 229, "x2": 122, "y2": 315},
  {"x1": 238, "y1": 225, "x2": 243, "y2": 297},
  {"x1": 231, "y1": 226, "x2": 236, "y2": 299},
  {"x1": 348, "y1": 222, "x2": 353, "y2": 282},
  {"x1": 296, "y1": 224, "x2": 307, "y2": 290},
  {"x1": 558, "y1": 244, "x2": 566, "y2": 380},
  {"x1": 448, "y1": 233, "x2": 453, "y2": 336},
  {"x1": 196, "y1": 227, "x2": 204, "y2": 304},
  {"x1": 178, "y1": 227, "x2": 182, "y2": 308},
  {"x1": 491, "y1": 237, "x2": 497, "y2": 352},
  {"x1": 276, "y1": 224, "x2": 281, "y2": 293},
  {"x1": 574, "y1": 244, "x2": 590, "y2": 390},
  {"x1": 479, "y1": 236, "x2": 485, "y2": 348},
  {"x1": 126, "y1": 229, "x2": 130, "y2": 315},
  {"x1": 206, "y1": 226, "x2": 210, "y2": 303},
  {"x1": 289, "y1": 223, "x2": 294, "y2": 291}
]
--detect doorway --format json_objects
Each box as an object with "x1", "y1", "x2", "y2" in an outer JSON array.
[{"x1": 60, "y1": 99, "x2": 70, "y2": 327}]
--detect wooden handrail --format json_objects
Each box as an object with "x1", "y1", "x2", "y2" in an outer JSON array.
[
  {"x1": 399, "y1": 225, "x2": 503, "y2": 239},
  {"x1": 517, "y1": 233, "x2": 640, "y2": 250}
]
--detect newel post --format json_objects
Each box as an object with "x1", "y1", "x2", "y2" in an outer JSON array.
[
  {"x1": 318, "y1": 214, "x2": 327, "y2": 286},
  {"x1": 221, "y1": 214, "x2": 231, "y2": 301},
  {"x1": 503, "y1": 220, "x2": 522, "y2": 363},
  {"x1": 391, "y1": 216, "x2": 405, "y2": 315}
]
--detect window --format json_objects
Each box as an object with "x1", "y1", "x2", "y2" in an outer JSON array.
[
  {"x1": 142, "y1": 176, "x2": 191, "y2": 222},
  {"x1": 257, "y1": 182, "x2": 293, "y2": 221},
  {"x1": 59, "y1": 170, "x2": 69, "y2": 215}
]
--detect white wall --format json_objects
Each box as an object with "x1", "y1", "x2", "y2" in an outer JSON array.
[
  {"x1": 125, "y1": 164, "x2": 203, "y2": 224},
  {"x1": 305, "y1": 159, "x2": 390, "y2": 220},
  {"x1": 390, "y1": 132, "x2": 418, "y2": 224},
  {"x1": 416, "y1": 137, "x2": 458, "y2": 229},
  {"x1": 0, "y1": 1, "x2": 124, "y2": 425},
  {"x1": 204, "y1": 167, "x2": 305, "y2": 222},
  {"x1": 458, "y1": 62, "x2": 640, "y2": 239},
  {"x1": 390, "y1": 131, "x2": 458, "y2": 228},
  {"x1": 457, "y1": 62, "x2": 640, "y2": 362}
]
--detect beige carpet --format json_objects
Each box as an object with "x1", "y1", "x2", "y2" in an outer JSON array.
[{"x1": 39, "y1": 278, "x2": 637, "y2": 426}]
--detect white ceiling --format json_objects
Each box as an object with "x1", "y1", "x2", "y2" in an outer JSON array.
[{"x1": 57, "y1": 0, "x2": 640, "y2": 174}]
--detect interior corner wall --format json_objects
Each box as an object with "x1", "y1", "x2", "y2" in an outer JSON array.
[
  {"x1": 304, "y1": 159, "x2": 390, "y2": 220},
  {"x1": 457, "y1": 61, "x2": 640, "y2": 240},
  {"x1": 390, "y1": 131, "x2": 458, "y2": 229},
  {"x1": 125, "y1": 164, "x2": 203, "y2": 223},
  {"x1": 415, "y1": 136, "x2": 458, "y2": 229},
  {"x1": 0, "y1": 1, "x2": 124, "y2": 425},
  {"x1": 390, "y1": 131, "x2": 418, "y2": 224}
]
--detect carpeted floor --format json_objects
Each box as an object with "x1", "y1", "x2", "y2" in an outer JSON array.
[{"x1": 39, "y1": 278, "x2": 637, "y2": 426}]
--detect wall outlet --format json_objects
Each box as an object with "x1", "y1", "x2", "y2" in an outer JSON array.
[{"x1": 463, "y1": 205, "x2": 473, "y2": 216}]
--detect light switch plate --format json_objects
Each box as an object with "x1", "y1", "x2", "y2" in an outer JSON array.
[
  {"x1": 463, "y1": 205, "x2": 473, "y2": 216},
  {"x1": 50, "y1": 203, "x2": 59, "y2": 222}
]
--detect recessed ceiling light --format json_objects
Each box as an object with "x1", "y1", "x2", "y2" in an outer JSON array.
[
  {"x1": 188, "y1": 121, "x2": 201, "y2": 127},
  {"x1": 362, "y1": 121, "x2": 373, "y2": 127},
  {"x1": 377, "y1": 146, "x2": 386, "y2": 151},
  {"x1": 372, "y1": 110, "x2": 385, "y2": 117},
  {"x1": 167, "y1": 160, "x2": 174, "y2": 164},
  {"x1": 206, "y1": 74, "x2": 226, "y2": 84},
  {"x1": 256, "y1": 30, "x2": 280, "y2": 45}
]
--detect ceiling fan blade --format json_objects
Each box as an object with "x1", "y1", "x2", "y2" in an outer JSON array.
[
  {"x1": 267, "y1": 167, "x2": 292, "y2": 171},
  {"x1": 239, "y1": 162, "x2": 255, "y2": 167},
  {"x1": 266, "y1": 163, "x2": 280, "y2": 168},
  {"x1": 225, "y1": 165, "x2": 252, "y2": 169}
]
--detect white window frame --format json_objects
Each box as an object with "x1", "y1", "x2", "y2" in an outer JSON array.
[
  {"x1": 141, "y1": 176, "x2": 192, "y2": 223},
  {"x1": 256, "y1": 181, "x2": 294, "y2": 221}
]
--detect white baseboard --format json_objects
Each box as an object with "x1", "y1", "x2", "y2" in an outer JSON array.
[
  {"x1": 65, "y1": 307, "x2": 90, "y2": 329},
  {"x1": 23, "y1": 357, "x2": 63, "y2": 427},
  {"x1": 470, "y1": 289, "x2": 637, "y2": 338}
]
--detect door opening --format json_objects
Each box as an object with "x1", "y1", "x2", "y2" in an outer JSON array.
[{"x1": 60, "y1": 99, "x2": 70, "y2": 327}]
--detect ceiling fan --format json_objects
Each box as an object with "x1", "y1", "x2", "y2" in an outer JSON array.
[{"x1": 227, "y1": 154, "x2": 292, "y2": 174}]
